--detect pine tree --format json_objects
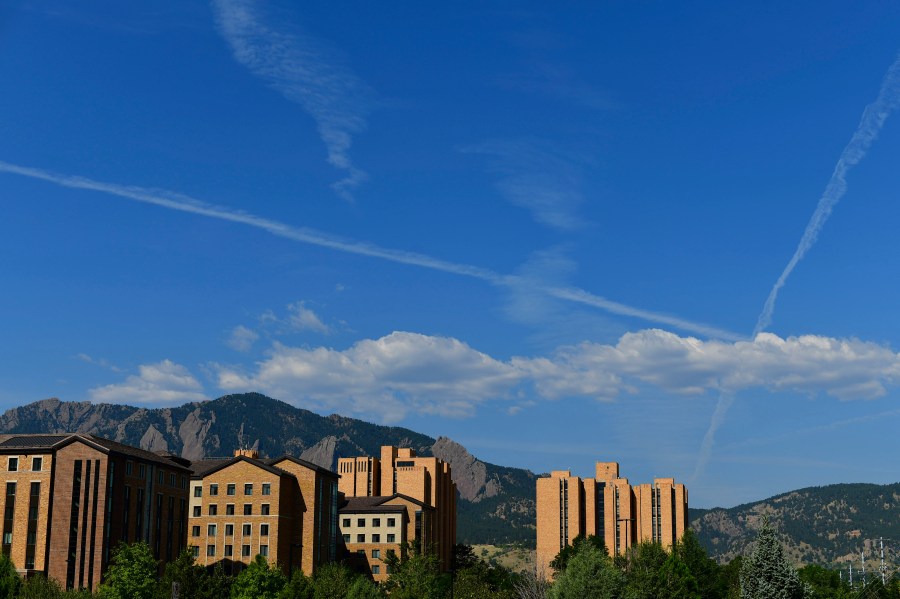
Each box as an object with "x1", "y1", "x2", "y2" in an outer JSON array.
[{"x1": 739, "y1": 517, "x2": 812, "y2": 599}]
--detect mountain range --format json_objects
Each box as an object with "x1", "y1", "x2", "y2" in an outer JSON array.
[{"x1": 1, "y1": 392, "x2": 896, "y2": 567}]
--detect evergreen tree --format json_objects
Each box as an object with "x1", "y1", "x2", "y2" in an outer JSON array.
[
  {"x1": 549, "y1": 540, "x2": 625, "y2": 599},
  {"x1": 97, "y1": 541, "x2": 158, "y2": 599},
  {"x1": 740, "y1": 517, "x2": 812, "y2": 599},
  {"x1": 230, "y1": 555, "x2": 287, "y2": 599}
]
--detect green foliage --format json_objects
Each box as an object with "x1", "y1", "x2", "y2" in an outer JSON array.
[
  {"x1": 97, "y1": 542, "x2": 158, "y2": 599},
  {"x1": 740, "y1": 518, "x2": 812, "y2": 599},
  {"x1": 383, "y1": 545, "x2": 449, "y2": 599},
  {"x1": 19, "y1": 574, "x2": 64, "y2": 599},
  {"x1": 346, "y1": 576, "x2": 385, "y2": 599},
  {"x1": 621, "y1": 541, "x2": 699, "y2": 599},
  {"x1": 0, "y1": 553, "x2": 20, "y2": 599},
  {"x1": 154, "y1": 549, "x2": 208, "y2": 599},
  {"x1": 279, "y1": 570, "x2": 314, "y2": 599},
  {"x1": 550, "y1": 534, "x2": 607, "y2": 574},
  {"x1": 675, "y1": 529, "x2": 727, "y2": 599},
  {"x1": 720, "y1": 556, "x2": 743, "y2": 599},
  {"x1": 230, "y1": 555, "x2": 287, "y2": 599},
  {"x1": 311, "y1": 562, "x2": 359, "y2": 599},
  {"x1": 549, "y1": 539, "x2": 625, "y2": 599},
  {"x1": 797, "y1": 564, "x2": 852, "y2": 598}
]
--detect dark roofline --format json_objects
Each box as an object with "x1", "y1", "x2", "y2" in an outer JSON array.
[
  {"x1": 266, "y1": 455, "x2": 338, "y2": 478},
  {"x1": 339, "y1": 504, "x2": 407, "y2": 514},
  {"x1": 340, "y1": 493, "x2": 435, "y2": 512},
  {"x1": 0, "y1": 434, "x2": 192, "y2": 471},
  {"x1": 191, "y1": 455, "x2": 294, "y2": 480}
]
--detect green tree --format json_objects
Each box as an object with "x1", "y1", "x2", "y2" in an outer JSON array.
[
  {"x1": 346, "y1": 575, "x2": 385, "y2": 599},
  {"x1": 205, "y1": 563, "x2": 234, "y2": 599},
  {"x1": 155, "y1": 549, "x2": 207, "y2": 599},
  {"x1": 550, "y1": 534, "x2": 607, "y2": 574},
  {"x1": 0, "y1": 553, "x2": 21, "y2": 599},
  {"x1": 797, "y1": 564, "x2": 851, "y2": 599},
  {"x1": 19, "y1": 574, "x2": 64, "y2": 599},
  {"x1": 549, "y1": 540, "x2": 625, "y2": 599},
  {"x1": 230, "y1": 555, "x2": 287, "y2": 599},
  {"x1": 657, "y1": 552, "x2": 701, "y2": 599},
  {"x1": 623, "y1": 542, "x2": 669, "y2": 599},
  {"x1": 384, "y1": 545, "x2": 449, "y2": 599},
  {"x1": 740, "y1": 518, "x2": 812, "y2": 599},
  {"x1": 98, "y1": 541, "x2": 158, "y2": 599},
  {"x1": 720, "y1": 556, "x2": 743, "y2": 599},
  {"x1": 675, "y1": 529, "x2": 725, "y2": 599},
  {"x1": 310, "y1": 562, "x2": 359, "y2": 599},
  {"x1": 278, "y1": 569, "x2": 314, "y2": 599}
]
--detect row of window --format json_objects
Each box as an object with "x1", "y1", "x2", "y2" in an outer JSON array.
[
  {"x1": 341, "y1": 517, "x2": 396, "y2": 528},
  {"x1": 191, "y1": 503, "x2": 271, "y2": 517},
  {"x1": 343, "y1": 533, "x2": 396, "y2": 544},
  {"x1": 192, "y1": 523, "x2": 270, "y2": 537},
  {"x1": 191, "y1": 544, "x2": 268, "y2": 558},
  {"x1": 194, "y1": 482, "x2": 271, "y2": 497},
  {"x1": 6, "y1": 457, "x2": 42, "y2": 472},
  {"x1": 124, "y1": 461, "x2": 187, "y2": 490}
]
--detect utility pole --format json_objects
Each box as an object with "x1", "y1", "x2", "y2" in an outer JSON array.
[{"x1": 880, "y1": 537, "x2": 887, "y2": 585}]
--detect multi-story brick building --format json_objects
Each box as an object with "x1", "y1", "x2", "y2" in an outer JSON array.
[
  {"x1": 337, "y1": 445, "x2": 456, "y2": 570},
  {"x1": 338, "y1": 493, "x2": 434, "y2": 582},
  {"x1": 0, "y1": 433, "x2": 191, "y2": 591},
  {"x1": 536, "y1": 461, "x2": 688, "y2": 576},
  {"x1": 188, "y1": 449, "x2": 339, "y2": 576}
]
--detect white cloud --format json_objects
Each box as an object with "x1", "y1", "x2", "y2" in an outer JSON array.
[
  {"x1": 76, "y1": 353, "x2": 123, "y2": 372},
  {"x1": 89, "y1": 360, "x2": 208, "y2": 405},
  {"x1": 227, "y1": 325, "x2": 260, "y2": 352},
  {"x1": 285, "y1": 301, "x2": 329, "y2": 334},
  {"x1": 210, "y1": 0, "x2": 372, "y2": 201},
  {"x1": 214, "y1": 329, "x2": 900, "y2": 422}
]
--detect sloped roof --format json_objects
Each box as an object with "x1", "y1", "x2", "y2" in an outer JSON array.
[
  {"x1": 339, "y1": 493, "x2": 434, "y2": 513},
  {"x1": 190, "y1": 455, "x2": 293, "y2": 480},
  {"x1": 0, "y1": 433, "x2": 191, "y2": 471},
  {"x1": 266, "y1": 455, "x2": 338, "y2": 478}
]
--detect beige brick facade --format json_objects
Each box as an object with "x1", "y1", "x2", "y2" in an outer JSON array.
[
  {"x1": 536, "y1": 461, "x2": 688, "y2": 577},
  {"x1": 189, "y1": 451, "x2": 338, "y2": 577},
  {"x1": 0, "y1": 434, "x2": 190, "y2": 591},
  {"x1": 337, "y1": 445, "x2": 456, "y2": 571}
]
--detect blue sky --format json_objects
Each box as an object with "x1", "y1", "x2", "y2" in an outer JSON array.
[{"x1": 2, "y1": 1, "x2": 900, "y2": 508}]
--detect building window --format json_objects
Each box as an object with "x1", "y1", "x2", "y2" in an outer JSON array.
[
  {"x1": 224, "y1": 544, "x2": 233, "y2": 557},
  {"x1": 126, "y1": 461, "x2": 133, "y2": 475},
  {"x1": 373, "y1": 518, "x2": 381, "y2": 527},
  {"x1": 343, "y1": 534, "x2": 350, "y2": 542},
  {"x1": 210, "y1": 484, "x2": 219, "y2": 496},
  {"x1": 227, "y1": 484, "x2": 235, "y2": 496},
  {"x1": 357, "y1": 518, "x2": 365, "y2": 527},
  {"x1": 357, "y1": 549, "x2": 365, "y2": 556},
  {"x1": 158, "y1": 470, "x2": 164, "y2": 484},
  {"x1": 31, "y1": 457, "x2": 42, "y2": 472},
  {"x1": 191, "y1": 546, "x2": 199, "y2": 558},
  {"x1": 244, "y1": 483, "x2": 253, "y2": 496},
  {"x1": 260, "y1": 545, "x2": 269, "y2": 557},
  {"x1": 372, "y1": 549, "x2": 380, "y2": 559},
  {"x1": 357, "y1": 534, "x2": 365, "y2": 543},
  {"x1": 242, "y1": 524, "x2": 251, "y2": 536},
  {"x1": 225, "y1": 524, "x2": 234, "y2": 536},
  {"x1": 209, "y1": 505, "x2": 218, "y2": 516},
  {"x1": 260, "y1": 524, "x2": 269, "y2": 536},
  {"x1": 192, "y1": 506, "x2": 201, "y2": 517},
  {"x1": 206, "y1": 544, "x2": 216, "y2": 557},
  {"x1": 261, "y1": 504, "x2": 270, "y2": 516},
  {"x1": 170, "y1": 473, "x2": 177, "y2": 487},
  {"x1": 387, "y1": 518, "x2": 396, "y2": 527},
  {"x1": 386, "y1": 549, "x2": 395, "y2": 558},
  {"x1": 372, "y1": 565, "x2": 380, "y2": 575},
  {"x1": 262, "y1": 483, "x2": 271, "y2": 496},
  {"x1": 208, "y1": 524, "x2": 217, "y2": 537},
  {"x1": 226, "y1": 504, "x2": 235, "y2": 516},
  {"x1": 372, "y1": 534, "x2": 380, "y2": 543},
  {"x1": 342, "y1": 518, "x2": 351, "y2": 527},
  {"x1": 242, "y1": 545, "x2": 251, "y2": 557},
  {"x1": 193, "y1": 486, "x2": 202, "y2": 498},
  {"x1": 24, "y1": 482, "x2": 39, "y2": 568},
  {"x1": 192, "y1": 526, "x2": 200, "y2": 537},
  {"x1": 138, "y1": 464, "x2": 146, "y2": 479},
  {"x1": 7, "y1": 458, "x2": 17, "y2": 472},
  {"x1": 387, "y1": 534, "x2": 395, "y2": 543},
  {"x1": 181, "y1": 476, "x2": 187, "y2": 489},
  {"x1": 243, "y1": 504, "x2": 252, "y2": 516}
]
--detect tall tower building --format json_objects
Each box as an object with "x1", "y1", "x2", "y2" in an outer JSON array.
[
  {"x1": 536, "y1": 461, "x2": 687, "y2": 576},
  {"x1": 337, "y1": 446, "x2": 456, "y2": 570}
]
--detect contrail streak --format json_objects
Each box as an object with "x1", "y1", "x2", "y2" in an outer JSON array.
[
  {"x1": 755, "y1": 53, "x2": 900, "y2": 336},
  {"x1": 694, "y1": 52, "x2": 900, "y2": 481},
  {"x1": 0, "y1": 159, "x2": 739, "y2": 340}
]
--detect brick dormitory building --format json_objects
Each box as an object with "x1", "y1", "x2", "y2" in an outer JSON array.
[
  {"x1": 0, "y1": 435, "x2": 458, "y2": 590},
  {"x1": 536, "y1": 460, "x2": 688, "y2": 577}
]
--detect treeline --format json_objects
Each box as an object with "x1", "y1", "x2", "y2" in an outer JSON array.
[{"x1": 2, "y1": 519, "x2": 898, "y2": 598}]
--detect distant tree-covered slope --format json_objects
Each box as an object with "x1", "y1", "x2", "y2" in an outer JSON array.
[
  {"x1": 690, "y1": 482, "x2": 900, "y2": 567},
  {"x1": 0, "y1": 393, "x2": 537, "y2": 545}
]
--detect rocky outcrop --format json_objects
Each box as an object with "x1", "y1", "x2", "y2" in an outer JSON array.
[
  {"x1": 178, "y1": 408, "x2": 215, "y2": 461},
  {"x1": 140, "y1": 425, "x2": 168, "y2": 452},
  {"x1": 432, "y1": 436, "x2": 500, "y2": 502},
  {"x1": 300, "y1": 436, "x2": 338, "y2": 469}
]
